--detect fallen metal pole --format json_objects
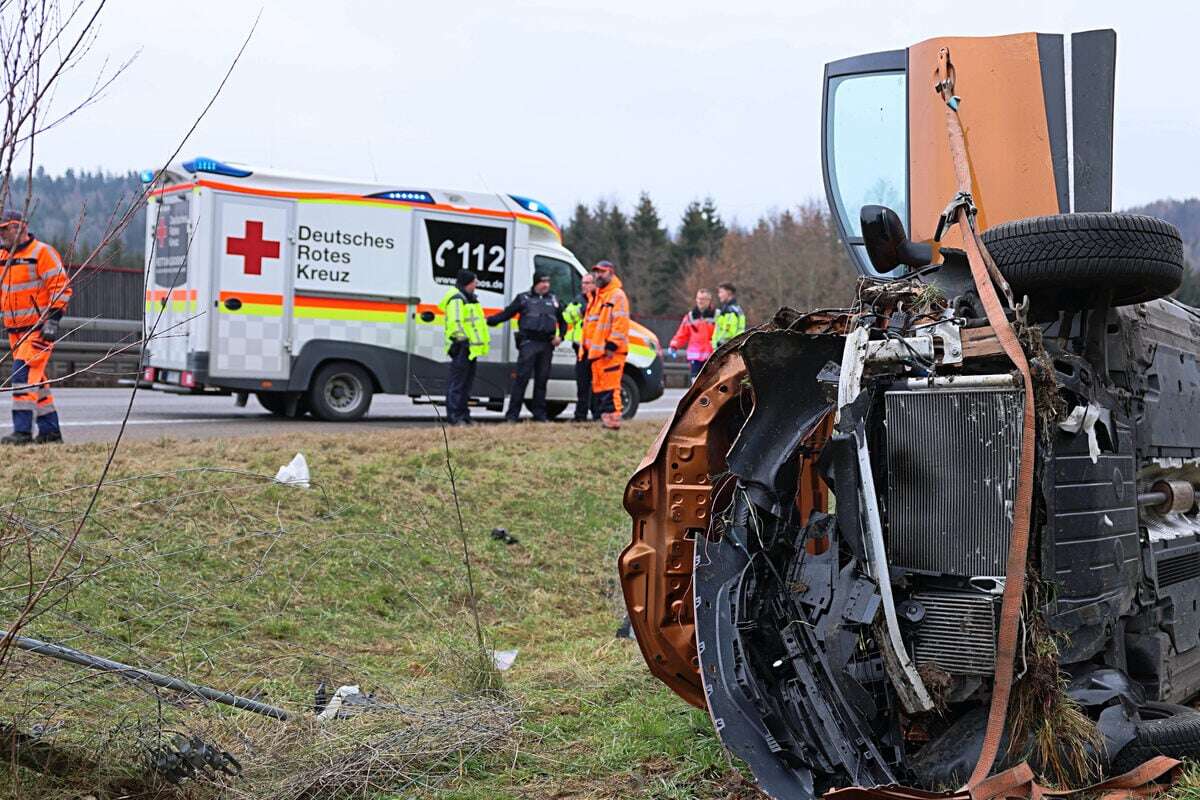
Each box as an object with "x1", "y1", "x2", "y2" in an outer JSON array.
[{"x1": 10, "y1": 635, "x2": 290, "y2": 720}]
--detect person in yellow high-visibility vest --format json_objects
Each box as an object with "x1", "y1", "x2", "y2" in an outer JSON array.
[
  {"x1": 711, "y1": 282, "x2": 747, "y2": 349},
  {"x1": 440, "y1": 269, "x2": 490, "y2": 426},
  {"x1": 563, "y1": 272, "x2": 595, "y2": 421}
]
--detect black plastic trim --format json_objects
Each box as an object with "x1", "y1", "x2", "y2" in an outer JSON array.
[
  {"x1": 1071, "y1": 29, "x2": 1116, "y2": 212},
  {"x1": 186, "y1": 351, "x2": 210, "y2": 383},
  {"x1": 1037, "y1": 33, "x2": 1070, "y2": 214},
  {"x1": 637, "y1": 355, "x2": 665, "y2": 402}
]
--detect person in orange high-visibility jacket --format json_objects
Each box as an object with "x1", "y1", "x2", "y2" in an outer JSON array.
[
  {"x1": 582, "y1": 260, "x2": 630, "y2": 430},
  {"x1": 0, "y1": 211, "x2": 71, "y2": 445}
]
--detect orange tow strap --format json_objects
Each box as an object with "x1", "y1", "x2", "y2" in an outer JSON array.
[
  {"x1": 825, "y1": 756, "x2": 1181, "y2": 800},
  {"x1": 932, "y1": 48, "x2": 1038, "y2": 791}
]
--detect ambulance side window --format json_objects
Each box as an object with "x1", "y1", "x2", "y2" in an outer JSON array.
[
  {"x1": 152, "y1": 192, "x2": 191, "y2": 288},
  {"x1": 534, "y1": 255, "x2": 578, "y2": 301}
]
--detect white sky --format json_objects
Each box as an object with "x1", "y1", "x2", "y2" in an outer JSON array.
[{"x1": 33, "y1": 0, "x2": 1199, "y2": 229}]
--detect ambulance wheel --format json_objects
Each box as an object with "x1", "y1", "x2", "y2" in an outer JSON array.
[
  {"x1": 308, "y1": 362, "x2": 373, "y2": 422},
  {"x1": 620, "y1": 374, "x2": 640, "y2": 420},
  {"x1": 256, "y1": 392, "x2": 308, "y2": 418},
  {"x1": 525, "y1": 400, "x2": 568, "y2": 419}
]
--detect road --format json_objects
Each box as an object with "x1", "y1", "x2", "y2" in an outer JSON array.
[{"x1": 47, "y1": 387, "x2": 688, "y2": 443}]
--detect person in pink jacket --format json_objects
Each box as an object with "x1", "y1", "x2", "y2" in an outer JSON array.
[{"x1": 668, "y1": 288, "x2": 716, "y2": 383}]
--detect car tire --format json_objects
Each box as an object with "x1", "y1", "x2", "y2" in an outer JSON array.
[
  {"x1": 1110, "y1": 702, "x2": 1200, "y2": 774},
  {"x1": 256, "y1": 392, "x2": 308, "y2": 418},
  {"x1": 525, "y1": 400, "x2": 568, "y2": 419},
  {"x1": 307, "y1": 362, "x2": 373, "y2": 422},
  {"x1": 620, "y1": 374, "x2": 640, "y2": 420},
  {"x1": 980, "y1": 213, "x2": 1184, "y2": 306}
]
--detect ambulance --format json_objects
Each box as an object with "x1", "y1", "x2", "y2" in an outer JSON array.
[{"x1": 139, "y1": 157, "x2": 664, "y2": 421}]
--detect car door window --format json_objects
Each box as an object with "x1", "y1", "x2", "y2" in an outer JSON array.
[
  {"x1": 826, "y1": 71, "x2": 907, "y2": 238},
  {"x1": 534, "y1": 255, "x2": 578, "y2": 301}
]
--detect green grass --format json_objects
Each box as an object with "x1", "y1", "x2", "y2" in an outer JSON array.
[{"x1": 0, "y1": 421, "x2": 756, "y2": 799}]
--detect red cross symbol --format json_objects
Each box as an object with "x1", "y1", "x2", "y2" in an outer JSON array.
[
  {"x1": 226, "y1": 220, "x2": 280, "y2": 276},
  {"x1": 155, "y1": 219, "x2": 168, "y2": 246}
]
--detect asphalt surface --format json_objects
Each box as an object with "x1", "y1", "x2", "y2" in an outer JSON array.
[{"x1": 45, "y1": 387, "x2": 689, "y2": 443}]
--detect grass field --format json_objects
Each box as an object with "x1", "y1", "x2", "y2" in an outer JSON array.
[{"x1": 0, "y1": 420, "x2": 759, "y2": 799}]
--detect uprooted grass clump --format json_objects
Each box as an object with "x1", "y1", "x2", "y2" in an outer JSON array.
[
  {"x1": 1017, "y1": 322, "x2": 1068, "y2": 445},
  {"x1": 1006, "y1": 604, "x2": 1103, "y2": 788}
]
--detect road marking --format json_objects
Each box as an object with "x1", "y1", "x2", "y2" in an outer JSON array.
[{"x1": 60, "y1": 417, "x2": 249, "y2": 427}]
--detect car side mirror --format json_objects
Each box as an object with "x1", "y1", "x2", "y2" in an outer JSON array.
[{"x1": 860, "y1": 205, "x2": 933, "y2": 272}]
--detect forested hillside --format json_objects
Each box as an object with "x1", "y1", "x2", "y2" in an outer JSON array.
[
  {"x1": 1125, "y1": 198, "x2": 1200, "y2": 305},
  {"x1": 562, "y1": 195, "x2": 857, "y2": 320},
  {"x1": 7, "y1": 168, "x2": 144, "y2": 268}
]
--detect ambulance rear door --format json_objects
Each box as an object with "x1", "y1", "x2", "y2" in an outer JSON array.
[
  {"x1": 409, "y1": 211, "x2": 514, "y2": 397},
  {"x1": 208, "y1": 193, "x2": 294, "y2": 381},
  {"x1": 144, "y1": 185, "x2": 198, "y2": 371}
]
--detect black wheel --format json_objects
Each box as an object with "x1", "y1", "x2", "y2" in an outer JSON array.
[
  {"x1": 619, "y1": 373, "x2": 640, "y2": 420},
  {"x1": 256, "y1": 392, "x2": 308, "y2": 418},
  {"x1": 307, "y1": 362, "x2": 373, "y2": 422},
  {"x1": 257, "y1": 392, "x2": 286, "y2": 416},
  {"x1": 980, "y1": 213, "x2": 1184, "y2": 306},
  {"x1": 524, "y1": 400, "x2": 568, "y2": 419},
  {"x1": 1110, "y1": 702, "x2": 1200, "y2": 774}
]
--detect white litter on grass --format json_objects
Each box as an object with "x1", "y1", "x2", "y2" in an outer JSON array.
[
  {"x1": 274, "y1": 453, "x2": 311, "y2": 488},
  {"x1": 492, "y1": 649, "x2": 518, "y2": 671},
  {"x1": 316, "y1": 684, "x2": 362, "y2": 721}
]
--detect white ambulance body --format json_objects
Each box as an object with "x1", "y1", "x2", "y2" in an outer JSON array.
[{"x1": 141, "y1": 157, "x2": 664, "y2": 420}]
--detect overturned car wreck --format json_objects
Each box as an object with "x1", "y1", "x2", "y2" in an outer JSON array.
[{"x1": 621, "y1": 29, "x2": 1198, "y2": 799}]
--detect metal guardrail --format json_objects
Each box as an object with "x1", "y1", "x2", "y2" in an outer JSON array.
[
  {"x1": 0, "y1": 317, "x2": 143, "y2": 384},
  {"x1": 0, "y1": 317, "x2": 141, "y2": 346},
  {"x1": 61, "y1": 316, "x2": 141, "y2": 333}
]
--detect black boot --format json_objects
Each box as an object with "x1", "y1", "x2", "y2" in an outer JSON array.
[
  {"x1": 1, "y1": 431, "x2": 33, "y2": 445},
  {"x1": 34, "y1": 431, "x2": 63, "y2": 444}
]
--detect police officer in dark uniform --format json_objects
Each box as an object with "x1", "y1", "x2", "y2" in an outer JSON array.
[{"x1": 487, "y1": 272, "x2": 565, "y2": 422}]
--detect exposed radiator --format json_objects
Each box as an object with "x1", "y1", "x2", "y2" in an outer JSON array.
[
  {"x1": 884, "y1": 387, "x2": 1025, "y2": 577},
  {"x1": 911, "y1": 590, "x2": 998, "y2": 676}
]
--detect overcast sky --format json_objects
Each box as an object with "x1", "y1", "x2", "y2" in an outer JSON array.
[{"x1": 34, "y1": 0, "x2": 1198, "y2": 229}]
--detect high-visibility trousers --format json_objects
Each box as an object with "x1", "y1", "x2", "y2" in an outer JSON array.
[
  {"x1": 9, "y1": 331, "x2": 58, "y2": 435},
  {"x1": 591, "y1": 354, "x2": 625, "y2": 415}
]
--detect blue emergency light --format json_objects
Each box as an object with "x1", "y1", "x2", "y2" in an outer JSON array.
[
  {"x1": 181, "y1": 157, "x2": 253, "y2": 178},
  {"x1": 509, "y1": 194, "x2": 559, "y2": 228},
  {"x1": 367, "y1": 190, "x2": 435, "y2": 204}
]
